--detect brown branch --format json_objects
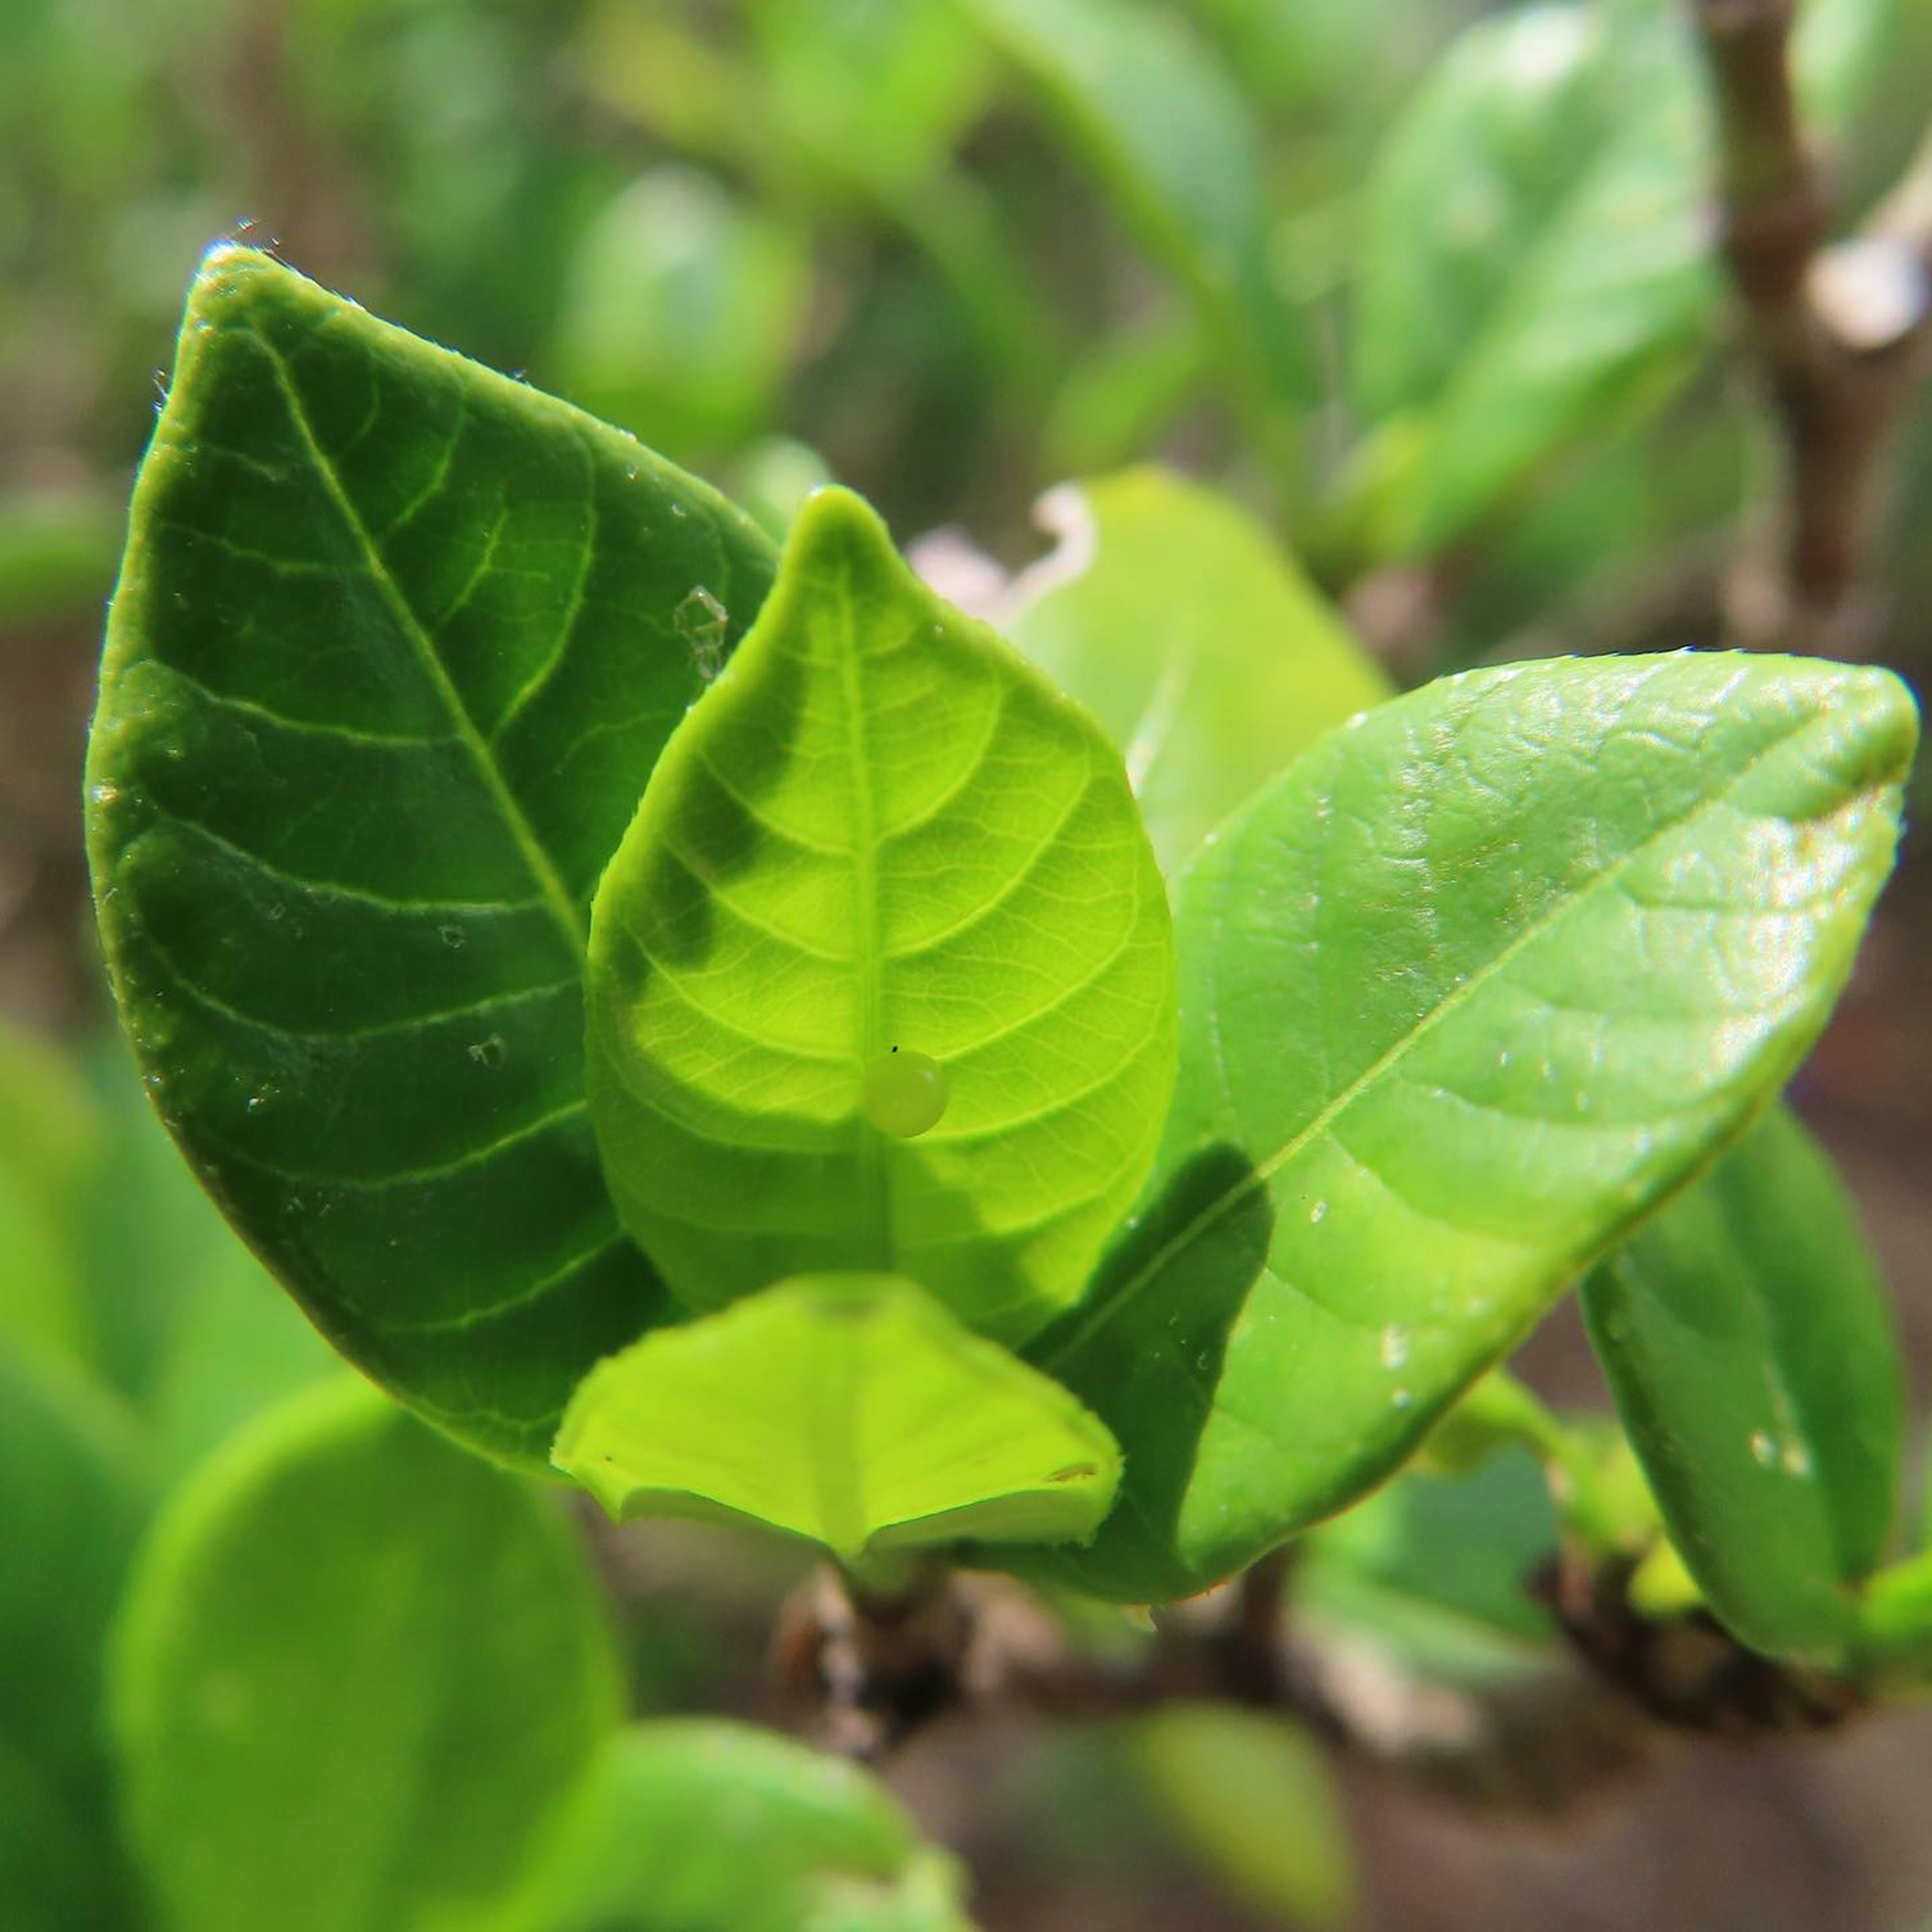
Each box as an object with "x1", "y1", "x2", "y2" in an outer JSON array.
[
  {"x1": 1692, "y1": 0, "x2": 1932, "y2": 651},
  {"x1": 779, "y1": 1544, "x2": 1879, "y2": 1817}
]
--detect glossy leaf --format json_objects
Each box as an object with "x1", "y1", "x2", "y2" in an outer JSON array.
[
  {"x1": 586, "y1": 486, "x2": 1175, "y2": 1343},
  {"x1": 111, "y1": 1378, "x2": 621, "y2": 1932},
  {"x1": 996, "y1": 654, "x2": 1916, "y2": 1601},
  {"x1": 465, "y1": 1721, "x2": 974, "y2": 1932},
  {"x1": 555, "y1": 1274, "x2": 1120, "y2": 1558},
  {"x1": 0, "y1": 1344, "x2": 149, "y2": 1932},
  {"x1": 958, "y1": 0, "x2": 1307, "y2": 420},
  {"x1": 1003, "y1": 468, "x2": 1391, "y2": 874},
  {"x1": 1582, "y1": 1105, "x2": 1903, "y2": 1663},
  {"x1": 1127, "y1": 1705, "x2": 1354, "y2": 1928},
  {"x1": 87, "y1": 245, "x2": 777, "y2": 1468},
  {"x1": 1353, "y1": 4, "x2": 1715, "y2": 553}
]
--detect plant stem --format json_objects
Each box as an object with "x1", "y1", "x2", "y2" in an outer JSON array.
[{"x1": 1690, "y1": 0, "x2": 1932, "y2": 649}]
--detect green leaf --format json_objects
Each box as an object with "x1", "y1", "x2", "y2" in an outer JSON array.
[
  {"x1": 145, "y1": 1233, "x2": 338, "y2": 1483},
  {"x1": 86, "y1": 245, "x2": 778, "y2": 1468},
  {"x1": 586, "y1": 486, "x2": 1175, "y2": 1343},
  {"x1": 1126, "y1": 1705, "x2": 1354, "y2": 1928},
  {"x1": 71, "y1": 1035, "x2": 325, "y2": 1438},
  {"x1": 463, "y1": 1720, "x2": 975, "y2": 1932},
  {"x1": 1299, "y1": 1452, "x2": 1560, "y2": 1683},
  {"x1": 554, "y1": 1274, "x2": 1121, "y2": 1558},
  {"x1": 548, "y1": 167, "x2": 812, "y2": 462},
  {"x1": 1003, "y1": 467, "x2": 1392, "y2": 875},
  {"x1": 958, "y1": 0, "x2": 1308, "y2": 426},
  {"x1": 1351, "y1": 3, "x2": 1714, "y2": 554},
  {"x1": 1581, "y1": 1105, "x2": 1903, "y2": 1664},
  {"x1": 0, "y1": 1021, "x2": 99, "y2": 1370},
  {"x1": 0, "y1": 1344, "x2": 149, "y2": 1932},
  {"x1": 111, "y1": 1378, "x2": 621, "y2": 1932},
  {"x1": 995, "y1": 653, "x2": 1916, "y2": 1601}
]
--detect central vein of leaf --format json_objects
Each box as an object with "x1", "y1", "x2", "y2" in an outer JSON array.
[
  {"x1": 835, "y1": 588, "x2": 890, "y2": 1267},
  {"x1": 257, "y1": 326, "x2": 590, "y2": 961}
]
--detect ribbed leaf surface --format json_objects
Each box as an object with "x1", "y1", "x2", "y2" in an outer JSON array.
[
  {"x1": 87, "y1": 247, "x2": 776, "y2": 1465},
  {"x1": 587, "y1": 488, "x2": 1175, "y2": 1343}
]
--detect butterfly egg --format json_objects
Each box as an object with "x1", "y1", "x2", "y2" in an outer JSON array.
[{"x1": 863, "y1": 1046, "x2": 949, "y2": 1139}]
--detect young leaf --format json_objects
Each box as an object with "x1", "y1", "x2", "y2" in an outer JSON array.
[
  {"x1": 554, "y1": 1274, "x2": 1121, "y2": 1558},
  {"x1": 111, "y1": 1378, "x2": 621, "y2": 1932},
  {"x1": 958, "y1": 0, "x2": 1308, "y2": 425},
  {"x1": 1002, "y1": 468, "x2": 1391, "y2": 874},
  {"x1": 87, "y1": 246, "x2": 777, "y2": 1468},
  {"x1": 1581, "y1": 1104, "x2": 1903, "y2": 1664},
  {"x1": 586, "y1": 486, "x2": 1175, "y2": 1343},
  {"x1": 0, "y1": 1345, "x2": 149, "y2": 1932},
  {"x1": 993, "y1": 653, "x2": 1916, "y2": 1602},
  {"x1": 467, "y1": 1721, "x2": 975, "y2": 1932}
]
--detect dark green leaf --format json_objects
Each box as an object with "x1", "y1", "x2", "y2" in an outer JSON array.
[
  {"x1": 111, "y1": 1378, "x2": 621, "y2": 1932},
  {"x1": 554, "y1": 1273, "x2": 1120, "y2": 1557},
  {"x1": 87, "y1": 246, "x2": 777, "y2": 1468},
  {"x1": 586, "y1": 487, "x2": 1174, "y2": 1343},
  {"x1": 0, "y1": 1344, "x2": 149, "y2": 1931},
  {"x1": 470, "y1": 1720, "x2": 974, "y2": 1932},
  {"x1": 1003, "y1": 467, "x2": 1391, "y2": 875},
  {"x1": 1582, "y1": 1104, "x2": 1903, "y2": 1663},
  {"x1": 995, "y1": 654, "x2": 1915, "y2": 1601}
]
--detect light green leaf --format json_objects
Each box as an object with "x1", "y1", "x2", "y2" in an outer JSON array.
[
  {"x1": 1003, "y1": 467, "x2": 1391, "y2": 875},
  {"x1": 549, "y1": 167, "x2": 811, "y2": 462},
  {"x1": 0, "y1": 1021, "x2": 99, "y2": 1369},
  {"x1": 958, "y1": 0, "x2": 1307, "y2": 424},
  {"x1": 86, "y1": 245, "x2": 778, "y2": 1468},
  {"x1": 554, "y1": 1274, "x2": 1121, "y2": 1558},
  {"x1": 146, "y1": 1234, "x2": 338, "y2": 1483},
  {"x1": 745, "y1": 0, "x2": 994, "y2": 199},
  {"x1": 1127, "y1": 1705, "x2": 1354, "y2": 1929},
  {"x1": 462, "y1": 1721, "x2": 975, "y2": 1932},
  {"x1": 994, "y1": 654, "x2": 1915, "y2": 1601},
  {"x1": 1582, "y1": 1104, "x2": 1903, "y2": 1664},
  {"x1": 0, "y1": 1344, "x2": 149, "y2": 1932},
  {"x1": 586, "y1": 486, "x2": 1175, "y2": 1343},
  {"x1": 111, "y1": 1378, "x2": 621, "y2": 1932},
  {"x1": 72, "y1": 1035, "x2": 332, "y2": 1451},
  {"x1": 1351, "y1": 3, "x2": 1714, "y2": 554}
]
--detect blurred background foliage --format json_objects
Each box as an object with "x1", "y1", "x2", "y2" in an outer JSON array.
[{"x1": 6, "y1": 2, "x2": 1932, "y2": 1928}]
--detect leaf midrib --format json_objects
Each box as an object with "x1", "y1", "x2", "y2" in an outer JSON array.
[
  {"x1": 253, "y1": 319, "x2": 589, "y2": 959},
  {"x1": 1042, "y1": 687, "x2": 1886, "y2": 1371},
  {"x1": 835, "y1": 572, "x2": 889, "y2": 1266}
]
